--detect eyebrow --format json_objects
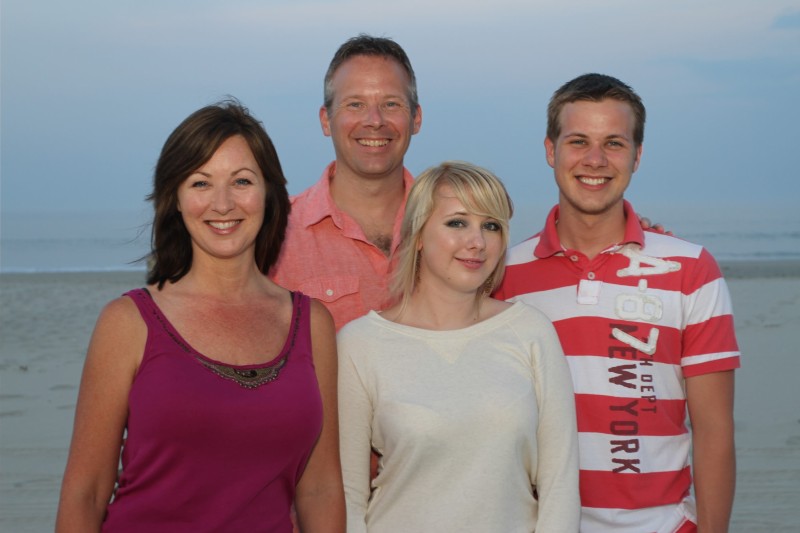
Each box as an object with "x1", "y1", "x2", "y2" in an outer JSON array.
[
  {"x1": 443, "y1": 210, "x2": 496, "y2": 219},
  {"x1": 564, "y1": 131, "x2": 630, "y2": 141},
  {"x1": 190, "y1": 167, "x2": 258, "y2": 178},
  {"x1": 339, "y1": 93, "x2": 409, "y2": 103}
]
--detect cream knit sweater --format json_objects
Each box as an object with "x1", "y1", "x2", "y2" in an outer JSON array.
[{"x1": 337, "y1": 301, "x2": 580, "y2": 533}]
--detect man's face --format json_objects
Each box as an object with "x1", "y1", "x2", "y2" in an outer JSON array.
[
  {"x1": 545, "y1": 99, "x2": 642, "y2": 219},
  {"x1": 320, "y1": 55, "x2": 421, "y2": 181}
]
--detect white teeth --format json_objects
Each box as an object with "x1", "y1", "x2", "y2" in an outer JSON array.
[
  {"x1": 579, "y1": 176, "x2": 608, "y2": 186},
  {"x1": 359, "y1": 139, "x2": 389, "y2": 147},
  {"x1": 209, "y1": 220, "x2": 239, "y2": 230}
]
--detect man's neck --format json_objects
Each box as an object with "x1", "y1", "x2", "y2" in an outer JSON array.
[
  {"x1": 556, "y1": 203, "x2": 627, "y2": 260},
  {"x1": 329, "y1": 165, "x2": 406, "y2": 255}
]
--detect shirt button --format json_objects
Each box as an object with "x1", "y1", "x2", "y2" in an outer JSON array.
[
  {"x1": 325, "y1": 289, "x2": 334, "y2": 297},
  {"x1": 570, "y1": 255, "x2": 579, "y2": 262},
  {"x1": 588, "y1": 272, "x2": 596, "y2": 280}
]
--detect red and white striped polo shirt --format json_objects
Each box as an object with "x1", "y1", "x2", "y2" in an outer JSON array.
[{"x1": 495, "y1": 201, "x2": 740, "y2": 533}]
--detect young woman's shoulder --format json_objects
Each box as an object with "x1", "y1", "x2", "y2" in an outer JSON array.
[{"x1": 482, "y1": 297, "x2": 514, "y2": 320}]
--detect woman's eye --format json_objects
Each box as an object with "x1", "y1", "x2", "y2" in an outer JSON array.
[
  {"x1": 446, "y1": 219, "x2": 465, "y2": 228},
  {"x1": 483, "y1": 221, "x2": 501, "y2": 232}
]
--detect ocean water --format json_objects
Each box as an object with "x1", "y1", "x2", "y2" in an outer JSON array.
[
  {"x1": 1, "y1": 236, "x2": 150, "y2": 273},
  {"x1": 1, "y1": 211, "x2": 151, "y2": 273},
  {"x1": 509, "y1": 202, "x2": 800, "y2": 264},
  {"x1": 1, "y1": 206, "x2": 798, "y2": 273}
]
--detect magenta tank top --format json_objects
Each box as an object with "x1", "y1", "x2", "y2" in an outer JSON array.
[{"x1": 101, "y1": 289, "x2": 322, "y2": 532}]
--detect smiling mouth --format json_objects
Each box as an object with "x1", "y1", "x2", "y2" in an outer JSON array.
[
  {"x1": 458, "y1": 258, "x2": 485, "y2": 268},
  {"x1": 358, "y1": 139, "x2": 389, "y2": 147},
  {"x1": 578, "y1": 176, "x2": 609, "y2": 186},
  {"x1": 207, "y1": 220, "x2": 241, "y2": 230}
]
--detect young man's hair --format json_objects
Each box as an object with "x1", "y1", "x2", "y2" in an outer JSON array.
[{"x1": 547, "y1": 73, "x2": 646, "y2": 147}]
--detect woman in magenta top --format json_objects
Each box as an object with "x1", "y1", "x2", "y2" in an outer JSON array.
[{"x1": 56, "y1": 101, "x2": 345, "y2": 532}]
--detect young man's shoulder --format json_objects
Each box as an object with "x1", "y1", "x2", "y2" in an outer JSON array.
[
  {"x1": 640, "y1": 230, "x2": 707, "y2": 260},
  {"x1": 505, "y1": 234, "x2": 544, "y2": 267}
]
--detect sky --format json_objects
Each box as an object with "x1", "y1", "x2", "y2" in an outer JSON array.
[{"x1": 2, "y1": 0, "x2": 799, "y2": 247}]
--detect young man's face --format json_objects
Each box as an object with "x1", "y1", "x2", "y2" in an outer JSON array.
[
  {"x1": 320, "y1": 55, "x2": 421, "y2": 182},
  {"x1": 545, "y1": 98, "x2": 642, "y2": 219}
]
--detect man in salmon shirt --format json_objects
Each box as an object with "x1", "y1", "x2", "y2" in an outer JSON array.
[{"x1": 271, "y1": 34, "x2": 421, "y2": 331}]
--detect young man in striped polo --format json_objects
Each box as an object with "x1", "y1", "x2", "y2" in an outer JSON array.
[{"x1": 495, "y1": 73, "x2": 739, "y2": 533}]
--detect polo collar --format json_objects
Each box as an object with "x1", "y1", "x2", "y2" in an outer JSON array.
[{"x1": 534, "y1": 200, "x2": 644, "y2": 258}]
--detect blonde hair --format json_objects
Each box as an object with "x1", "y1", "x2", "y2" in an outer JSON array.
[{"x1": 391, "y1": 161, "x2": 514, "y2": 311}]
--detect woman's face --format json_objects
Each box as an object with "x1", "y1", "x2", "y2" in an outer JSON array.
[
  {"x1": 416, "y1": 184, "x2": 504, "y2": 297},
  {"x1": 176, "y1": 135, "x2": 266, "y2": 264}
]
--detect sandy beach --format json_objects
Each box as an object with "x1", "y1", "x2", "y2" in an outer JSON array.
[{"x1": 1, "y1": 262, "x2": 798, "y2": 531}]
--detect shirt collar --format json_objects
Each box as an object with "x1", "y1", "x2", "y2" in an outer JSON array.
[
  {"x1": 534, "y1": 200, "x2": 644, "y2": 258},
  {"x1": 296, "y1": 162, "x2": 339, "y2": 228},
  {"x1": 296, "y1": 161, "x2": 414, "y2": 229}
]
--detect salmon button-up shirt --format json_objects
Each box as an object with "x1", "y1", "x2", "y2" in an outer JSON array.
[{"x1": 271, "y1": 162, "x2": 412, "y2": 331}]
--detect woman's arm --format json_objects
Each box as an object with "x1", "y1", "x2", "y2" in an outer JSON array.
[
  {"x1": 294, "y1": 300, "x2": 346, "y2": 533},
  {"x1": 531, "y1": 320, "x2": 581, "y2": 533},
  {"x1": 335, "y1": 322, "x2": 375, "y2": 533},
  {"x1": 55, "y1": 296, "x2": 145, "y2": 532}
]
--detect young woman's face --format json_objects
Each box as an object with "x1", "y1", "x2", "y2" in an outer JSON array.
[{"x1": 417, "y1": 184, "x2": 504, "y2": 297}]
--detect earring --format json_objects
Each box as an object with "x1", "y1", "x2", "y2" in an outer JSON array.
[{"x1": 482, "y1": 274, "x2": 494, "y2": 296}]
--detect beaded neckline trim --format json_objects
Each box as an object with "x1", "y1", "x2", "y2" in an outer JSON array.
[
  {"x1": 197, "y1": 357, "x2": 288, "y2": 390},
  {"x1": 141, "y1": 289, "x2": 302, "y2": 389}
]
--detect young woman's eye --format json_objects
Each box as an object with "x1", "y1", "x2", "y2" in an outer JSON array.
[
  {"x1": 483, "y1": 221, "x2": 501, "y2": 232},
  {"x1": 446, "y1": 219, "x2": 466, "y2": 228}
]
